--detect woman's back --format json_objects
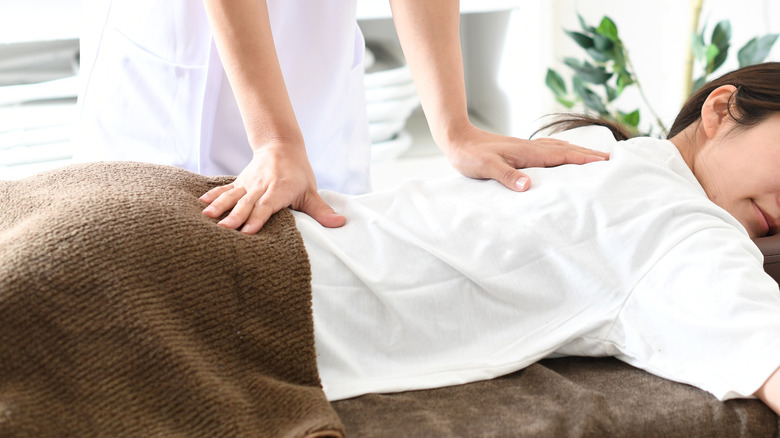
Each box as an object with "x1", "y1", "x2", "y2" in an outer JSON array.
[{"x1": 293, "y1": 126, "x2": 780, "y2": 401}]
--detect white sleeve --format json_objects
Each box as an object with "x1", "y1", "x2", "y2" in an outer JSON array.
[{"x1": 609, "y1": 226, "x2": 780, "y2": 400}]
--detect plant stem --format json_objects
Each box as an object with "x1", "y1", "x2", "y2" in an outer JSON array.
[
  {"x1": 683, "y1": 0, "x2": 705, "y2": 100},
  {"x1": 623, "y1": 46, "x2": 669, "y2": 136}
]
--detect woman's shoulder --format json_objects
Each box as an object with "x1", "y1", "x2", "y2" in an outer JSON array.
[{"x1": 547, "y1": 125, "x2": 619, "y2": 154}]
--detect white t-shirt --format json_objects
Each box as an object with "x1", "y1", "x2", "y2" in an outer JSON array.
[
  {"x1": 75, "y1": 0, "x2": 370, "y2": 194},
  {"x1": 293, "y1": 127, "x2": 780, "y2": 401}
]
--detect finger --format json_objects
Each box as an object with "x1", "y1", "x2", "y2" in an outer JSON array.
[
  {"x1": 510, "y1": 171, "x2": 531, "y2": 192},
  {"x1": 557, "y1": 149, "x2": 610, "y2": 165},
  {"x1": 218, "y1": 187, "x2": 266, "y2": 230},
  {"x1": 300, "y1": 194, "x2": 346, "y2": 228},
  {"x1": 513, "y1": 145, "x2": 608, "y2": 168},
  {"x1": 533, "y1": 137, "x2": 571, "y2": 144},
  {"x1": 533, "y1": 138, "x2": 610, "y2": 160},
  {"x1": 238, "y1": 200, "x2": 278, "y2": 235},
  {"x1": 199, "y1": 183, "x2": 234, "y2": 204},
  {"x1": 562, "y1": 145, "x2": 610, "y2": 160},
  {"x1": 237, "y1": 182, "x2": 300, "y2": 234},
  {"x1": 203, "y1": 186, "x2": 247, "y2": 220},
  {"x1": 242, "y1": 191, "x2": 346, "y2": 235},
  {"x1": 487, "y1": 160, "x2": 531, "y2": 192}
]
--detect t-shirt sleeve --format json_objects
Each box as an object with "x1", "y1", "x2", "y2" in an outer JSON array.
[{"x1": 609, "y1": 226, "x2": 780, "y2": 400}]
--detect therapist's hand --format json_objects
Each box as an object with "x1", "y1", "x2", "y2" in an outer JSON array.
[
  {"x1": 201, "y1": 0, "x2": 345, "y2": 234},
  {"x1": 440, "y1": 124, "x2": 609, "y2": 191},
  {"x1": 388, "y1": 0, "x2": 607, "y2": 192},
  {"x1": 199, "y1": 140, "x2": 346, "y2": 234}
]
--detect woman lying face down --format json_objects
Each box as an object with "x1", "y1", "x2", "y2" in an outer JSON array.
[
  {"x1": 2, "y1": 64, "x2": 778, "y2": 433},
  {"x1": 292, "y1": 63, "x2": 780, "y2": 416}
]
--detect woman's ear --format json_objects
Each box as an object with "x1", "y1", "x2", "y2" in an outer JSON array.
[{"x1": 700, "y1": 84, "x2": 737, "y2": 139}]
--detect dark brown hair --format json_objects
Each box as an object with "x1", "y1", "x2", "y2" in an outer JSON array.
[{"x1": 536, "y1": 62, "x2": 780, "y2": 141}]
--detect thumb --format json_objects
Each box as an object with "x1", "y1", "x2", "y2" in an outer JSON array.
[
  {"x1": 492, "y1": 162, "x2": 531, "y2": 192},
  {"x1": 300, "y1": 193, "x2": 347, "y2": 228}
]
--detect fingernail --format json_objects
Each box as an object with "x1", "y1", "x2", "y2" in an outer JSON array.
[{"x1": 516, "y1": 177, "x2": 529, "y2": 191}]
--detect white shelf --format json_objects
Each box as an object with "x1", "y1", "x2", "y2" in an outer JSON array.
[
  {"x1": 369, "y1": 107, "x2": 457, "y2": 192},
  {"x1": 357, "y1": 0, "x2": 523, "y2": 20},
  {"x1": 363, "y1": 1, "x2": 543, "y2": 190},
  {"x1": 0, "y1": 101, "x2": 76, "y2": 180}
]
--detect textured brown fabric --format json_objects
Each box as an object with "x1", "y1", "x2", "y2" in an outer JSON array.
[
  {"x1": 756, "y1": 234, "x2": 780, "y2": 284},
  {"x1": 0, "y1": 162, "x2": 343, "y2": 438},
  {"x1": 333, "y1": 357, "x2": 779, "y2": 437}
]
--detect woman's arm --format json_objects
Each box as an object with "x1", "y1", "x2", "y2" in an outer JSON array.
[
  {"x1": 199, "y1": 0, "x2": 345, "y2": 234},
  {"x1": 388, "y1": 0, "x2": 609, "y2": 191},
  {"x1": 756, "y1": 366, "x2": 780, "y2": 415}
]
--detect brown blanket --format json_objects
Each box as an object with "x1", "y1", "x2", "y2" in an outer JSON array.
[{"x1": 0, "y1": 162, "x2": 343, "y2": 438}]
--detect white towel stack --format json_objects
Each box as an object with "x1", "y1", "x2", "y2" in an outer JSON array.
[{"x1": 363, "y1": 42, "x2": 419, "y2": 162}]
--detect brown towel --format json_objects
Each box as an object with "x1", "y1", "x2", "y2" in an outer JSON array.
[{"x1": 0, "y1": 162, "x2": 343, "y2": 438}]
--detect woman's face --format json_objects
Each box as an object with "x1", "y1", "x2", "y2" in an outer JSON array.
[{"x1": 695, "y1": 112, "x2": 780, "y2": 238}]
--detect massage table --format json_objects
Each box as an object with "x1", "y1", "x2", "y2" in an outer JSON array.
[
  {"x1": 330, "y1": 234, "x2": 780, "y2": 437},
  {"x1": 1, "y1": 162, "x2": 778, "y2": 437}
]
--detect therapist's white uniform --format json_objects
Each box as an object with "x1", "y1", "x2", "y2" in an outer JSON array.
[{"x1": 75, "y1": 0, "x2": 371, "y2": 194}]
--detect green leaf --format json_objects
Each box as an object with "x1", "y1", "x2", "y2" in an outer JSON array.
[
  {"x1": 617, "y1": 71, "x2": 634, "y2": 91},
  {"x1": 610, "y1": 45, "x2": 626, "y2": 69},
  {"x1": 577, "y1": 13, "x2": 596, "y2": 33},
  {"x1": 691, "y1": 31, "x2": 706, "y2": 62},
  {"x1": 711, "y1": 20, "x2": 732, "y2": 51},
  {"x1": 618, "y1": 109, "x2": 640, "y2": 128},
  {"x1": 596, "y1": 16, "x2": 619, "y2": 42},
  {"x1": 737, "y1": 34, "x2": 779, "y2": 67},
  {"x1": 711, "y1": 43, "x2": 730, "y2": 72},
  {"x1": 593, "y1": 33, "x2": 614, "y2": 51},
  {"x1": 565, "y1": 30, "x2": 594, "y2": 49},
  {"x1": 692, "y1": 76, "x2": 708, "y2": 92},
  {"x1": 586, "y1": 47, "x2": 610, "y2": 63},
  {"x1": 564, "y1": 58, "x2": 613, "y2": 84},
  {"x1": 545, "y1": 69, "x2": 568, "y2": 97},
  {"x1": 605, "y1": 84, "x2": 619, "y2": 102},
  {"x1": 705, "y1": 44, "x2": 720, "y2": 66},
  {"x1": 555, "y1": 95, "x2": 577, "y2": 108},
  {"x1": 563, "y1": 57, "x2": 583, "y2": 69},
  {"x1": 573, "y1": 79, "x2": 608, "y2": 115}
]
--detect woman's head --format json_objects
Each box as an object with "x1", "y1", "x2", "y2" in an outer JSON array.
[
  {"x1": 538, "y1": 62, "x2": 780, "y2": 238},
  {"x1": 668, "y1": 62, "x2": 780, "y2": 138},
  {"x1": 670, "y1": 62, "x2": 780, "y2": 239}
]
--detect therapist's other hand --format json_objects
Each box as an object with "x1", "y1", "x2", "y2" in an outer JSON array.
[
  {"x1": 199, "y1": 141, "x2": 346, "y2": 234},
  {"x1": 442, "y1": 125, "x2": 609, "y2": 191}
]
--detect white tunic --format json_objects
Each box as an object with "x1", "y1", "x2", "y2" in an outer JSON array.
[
  {"x1": 293, "y1": 127, "x2": 780, "y2": 401},
  {"x1": 75, "y1": 0, "x2": 371, "y2": 194}
]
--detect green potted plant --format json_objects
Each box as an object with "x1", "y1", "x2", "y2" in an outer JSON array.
[{"x1": 545, "y1": 7, "x2": 778, "y2": 137}]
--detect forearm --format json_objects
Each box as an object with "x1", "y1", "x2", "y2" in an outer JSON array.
[
  {"x1": 756, "y1": 366, "x2": 780, "y2": 415},
  {"x1": 202, "y1": 0, "x2": 303, "y2": 149},
  {"x1": 388, "y1": 0, "x2": 609, "y2": 191},
  {"x1": 389, "y1": 0, "x2": 472, "y2": 149}
]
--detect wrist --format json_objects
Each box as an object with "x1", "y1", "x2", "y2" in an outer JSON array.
[
  {"x1": 431, "y1": 119, "x2": 480, "y2": 153},
  {"x1": 248, "y1": 132, "x2": 305, "y2": 153},
  {"x1": 431, "y1": 116, "x2": 479, "y2": 153}
]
